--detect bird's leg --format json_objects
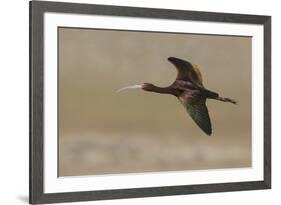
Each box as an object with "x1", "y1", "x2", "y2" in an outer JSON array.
[{"x1": 214, "y1": 96, "x2": 237, "y2": 104}]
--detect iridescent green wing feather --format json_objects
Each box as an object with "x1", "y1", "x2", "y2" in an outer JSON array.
[{"x1": 179, "y1": 94, "x2": 212, "y2": 135}]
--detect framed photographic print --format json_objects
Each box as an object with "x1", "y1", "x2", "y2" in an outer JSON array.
[{"x1": 29, "y1": 0, "x2": 271, "y2": 204}]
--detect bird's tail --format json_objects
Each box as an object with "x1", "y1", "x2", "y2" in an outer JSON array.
[{"x1": 204, "y1": 89, "x2": 219, "y2": 98}]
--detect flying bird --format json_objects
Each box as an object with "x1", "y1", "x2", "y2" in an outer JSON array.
[{"x1": 117, "y1": 57, "x2": 237, "y2": 135}]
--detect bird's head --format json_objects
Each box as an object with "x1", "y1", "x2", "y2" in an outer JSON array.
[{"x1": 141, "y1": 83, "x2": 155, "y2": 91}]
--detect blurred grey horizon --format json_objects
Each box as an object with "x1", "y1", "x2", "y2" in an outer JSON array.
[{"x1": 59, "y1": 27, "x2": 252, "y2": 176}]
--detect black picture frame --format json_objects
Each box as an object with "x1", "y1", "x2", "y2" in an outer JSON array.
[{"x1": 29, "y1": 0, "x2": 271, "y2": 204}]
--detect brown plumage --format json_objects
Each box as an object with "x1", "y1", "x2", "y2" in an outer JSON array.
[{"x1": 118, "y1": 57, "x2": 237, "y2": 135}]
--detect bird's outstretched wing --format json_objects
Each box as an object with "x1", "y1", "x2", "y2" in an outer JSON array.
[
  {"x1": 168, "y1": 57, "x2": 203, "y2": 86},
  {"x1": 179, "y1": 93, "x2": 212, "y2": 135}
]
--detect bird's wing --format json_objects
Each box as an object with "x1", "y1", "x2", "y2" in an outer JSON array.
[
  {"x1": 168, "y1": 57, "x2": 203, "y2": 86},
  {"x1": 179, "y1": 93, "x2": 212, "y2": 135}
]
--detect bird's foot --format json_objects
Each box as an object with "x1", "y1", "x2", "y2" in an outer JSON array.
[{"x1": 216, "y1": 96, "x2": 237, "y2": 104}]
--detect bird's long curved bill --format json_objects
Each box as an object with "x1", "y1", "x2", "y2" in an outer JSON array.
[{"x1": 116, "y1": 85, "x2": 142, "y2": 93}]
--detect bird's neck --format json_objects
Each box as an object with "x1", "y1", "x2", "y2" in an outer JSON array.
[{"x1": 144, "y1": 84, "x2": 176, "y2": 95}]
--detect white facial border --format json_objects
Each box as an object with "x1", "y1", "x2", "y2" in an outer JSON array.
[{"x1": 44, "y1": 13, "x2": 264, "y2": 193}]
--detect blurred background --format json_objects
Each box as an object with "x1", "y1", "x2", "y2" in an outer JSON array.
[{"x1": 58, "y1": 28, "x2": 252, "y2": 176}]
